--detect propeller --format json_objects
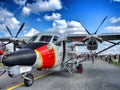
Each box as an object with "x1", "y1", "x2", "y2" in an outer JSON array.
[
  {"x1": 5, "y1": 22, "x2": 25, "y2": 51},
  {"x1": 82, "y1": 16, "x2": 107, "y2": 43}
]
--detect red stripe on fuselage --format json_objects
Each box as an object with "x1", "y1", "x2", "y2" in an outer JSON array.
[
  {"x1": 0, "y1": 49, "x2": 4, "y2": 55},
  {"x1": 35, "y1": 45, "x2": 56, "y2": 68}
]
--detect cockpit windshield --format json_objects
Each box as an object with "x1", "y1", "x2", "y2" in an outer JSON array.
[
  {"x1": 29, "y1": 36, "x2": 38, "y2": 42},
  {"x1": 39, "y1": 36, "x2": 52, "y2": 42}
]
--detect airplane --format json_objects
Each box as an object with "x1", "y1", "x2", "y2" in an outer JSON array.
[{"x1": 0, "y1": 16, "x2": 120, "y2": 87}]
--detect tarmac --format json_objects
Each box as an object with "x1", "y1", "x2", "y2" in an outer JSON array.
[{"x1": 0, "y1": 59, "x2": 120, "y2": 90}]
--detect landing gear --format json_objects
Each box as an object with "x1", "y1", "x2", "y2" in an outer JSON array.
[
  {"x1": 76, "y1": 64, "x2": 83, "y2": 73},
  {"x1": 22, "y1": 73, "x2": 34, "y2": 87}
]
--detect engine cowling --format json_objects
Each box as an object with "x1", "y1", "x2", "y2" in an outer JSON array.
[{"x1": 87, "y1": 40, "x2": 98, "y2": 50}]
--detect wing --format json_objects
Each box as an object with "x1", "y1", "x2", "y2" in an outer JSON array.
[
  {"x1": 67, "y1": 33, "x2": 120, "y2": 41},
  {"x1": 0, "y1": 38, "x2": 10, "y2": 42},
  {"x1": 0, "y1": 36, "x2": 30, "y2": 42},
  {"x1": 67, "y1": 34, "x2": 87, "y2": 41},
  {"x1": 98, "y1": 33, "x2": 120, "y2": 41},
  {"x1": 0, "y1": 36, "x2": 31, "y2": 43}
]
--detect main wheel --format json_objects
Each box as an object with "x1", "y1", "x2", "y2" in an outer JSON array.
[
  {"x1": 24, "y1": 74, "x2": 34, "y2": 87},
  {"x1": 76, "y1": 64, "x2": 83, "y2": 73}
]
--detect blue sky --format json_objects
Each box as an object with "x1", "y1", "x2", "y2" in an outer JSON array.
[
  {"x1": 0, "y1": 0, "x2": 120, "y2": 53},
  {"x1": 0, "y1": 0, "x2": 120, "y2": 36}
]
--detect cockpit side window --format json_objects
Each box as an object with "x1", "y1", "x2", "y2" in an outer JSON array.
[
  {"x1": 53, "y1": 36, "x2": 61, "y2": 46},
  {"x1": 53, "y1": 36, "x2": 59, "y2": 42},
  {"x1": 39, "y1": 36, "x2": 52, "y2": 42},
  {"x1": 29, "y1": 36, "x2": 37, "y2": 42}
]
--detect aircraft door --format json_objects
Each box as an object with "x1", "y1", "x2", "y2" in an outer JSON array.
[{"x1": 52, "y1": 36, "x2": 63, "y2": 66}]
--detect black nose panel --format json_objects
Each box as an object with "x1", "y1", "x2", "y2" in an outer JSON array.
[{"x1": 2, "y1": 48, "x2": 36, "y2": 66}]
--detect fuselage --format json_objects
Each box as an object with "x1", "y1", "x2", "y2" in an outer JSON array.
[{"x1": 2, "y1": 32, "x2": 64, "y2": 71}]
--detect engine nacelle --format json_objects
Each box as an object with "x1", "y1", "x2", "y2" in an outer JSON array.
[
  {"x1": 87, "y1": 40, "x2": 98, "y2": 50},
  {"x1": 8, "y1": 66, "x2": 32, "y2": 77}
]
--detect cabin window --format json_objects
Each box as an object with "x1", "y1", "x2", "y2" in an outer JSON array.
[{"x1": 39, "y1": 36, "x2": 52, "y2": 42}]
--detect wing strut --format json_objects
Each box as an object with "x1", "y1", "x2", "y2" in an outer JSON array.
[{"x1": 79, "y1": 41, "x2": 120, "y2": 63}]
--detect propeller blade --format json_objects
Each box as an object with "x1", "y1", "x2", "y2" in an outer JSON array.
[
  {"x1": 81, "y1": 24, "x2": 91, "y2": 35},
  {"x1": 94, "y1": 16, "x2": 107, "y2": 34},
  {"x1": 6, "y1": 26, "x2": 13, "y2": 37},
  {"x1": 13, "y1": 44, "x2": 16, "y2": 51},
  {"x1": 3, "y1": 41, "x2": 11, "y2": 46},
  {"x1": 15, "y1": 22, "x2": 25, "y2": 38}
]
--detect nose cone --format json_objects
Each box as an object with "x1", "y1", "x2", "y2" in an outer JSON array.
[{"x1": 2, "y1": 49, "x2": 36, "y2": 66}]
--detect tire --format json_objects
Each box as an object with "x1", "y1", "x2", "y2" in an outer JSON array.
[
  {"x1": 76, "y1": 64, "x2": 83, "y2": 73},
  {"x1": 24, "y1": 74, "x2": 34, "y2": 87}
]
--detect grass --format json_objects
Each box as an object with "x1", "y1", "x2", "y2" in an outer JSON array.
[
  {"x1": 0, "y1": 63, "x2": 3, "y2": 70},
  {"x1": 113, "y1": 62, "x2": 120, "y2": 67},
  {"x1": 100, "y1": 58, "x2": 120, "y2": 67}
]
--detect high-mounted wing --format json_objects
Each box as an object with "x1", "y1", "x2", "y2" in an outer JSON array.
[
  {"x1": 67, "y1": 33, "x2": 120, "y2": 42},
  {"x1": 0, "y1": 38, "x2": 10, "y2": 42},
  {"x1": 67, "y1": 34, "x2": 87, "y2": 41},
  {"x1": 98, "y1": 33, "x2": 120, "y2": 41}
]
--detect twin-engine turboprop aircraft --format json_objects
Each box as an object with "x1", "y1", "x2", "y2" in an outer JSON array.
[
  {"x1": 0, "y1": 32, "x2": 85, "y2": 86},
  {"x1": 0, "y1": 16, "x2": 120, "y2": 87}
]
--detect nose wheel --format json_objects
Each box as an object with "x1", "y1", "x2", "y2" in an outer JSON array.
[{"x1": 22, "y1": 73, "x2": 34, "y2": 87}]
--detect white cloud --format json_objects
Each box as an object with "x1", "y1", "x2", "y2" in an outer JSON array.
[
  {"x1": 44, "y1": 13, "x2": 61, "y2": 21},
  {"x1": 68, "y1": 21, "x2": 82, "y2": 27},
  {"x1": 110, "y1": 17, "x2": 120, "y2": 24},
  {"x1": 103, "y1": 41, "x2": 111, "y2": 45},
  {"x1": 47, "y1": 19, "x2": 86, "y2": 34},
  {"x1": 101, "y1": 45, "x2": 120, "y2": 54},
  {"x1": 37, "y1": 18, "x2": 42, "y2": 21},
  {"x1": 113, "y1": 0, "x2": 120, "y2": 2},
  {"x1": 21, "y1": 0, "x2": 62, "y2": 16},
  {"x1": 105, "y1": 26, "x2": 120, "y2": 32},
  {"x1": 22, "y1": 6, "x2": 31, "y2": 16},
  {"x1": 5, "y1": 17, "x2": 20, "y2": 30},
  {"x1": 13, "y1": 0, "x2": 27, "y2": 6},
  {"x1": 0, "y1": 8, "x2": 20, "y2": 37},
  {"x1": 24, "y1": 28, "x2": 39, "y2": 36},
  {"x1": 0, "y1": 8, "x2": 13, "y2": 22},
  {"x1": 52, "y1": 19, "x2": 67, "y2": 28}
]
